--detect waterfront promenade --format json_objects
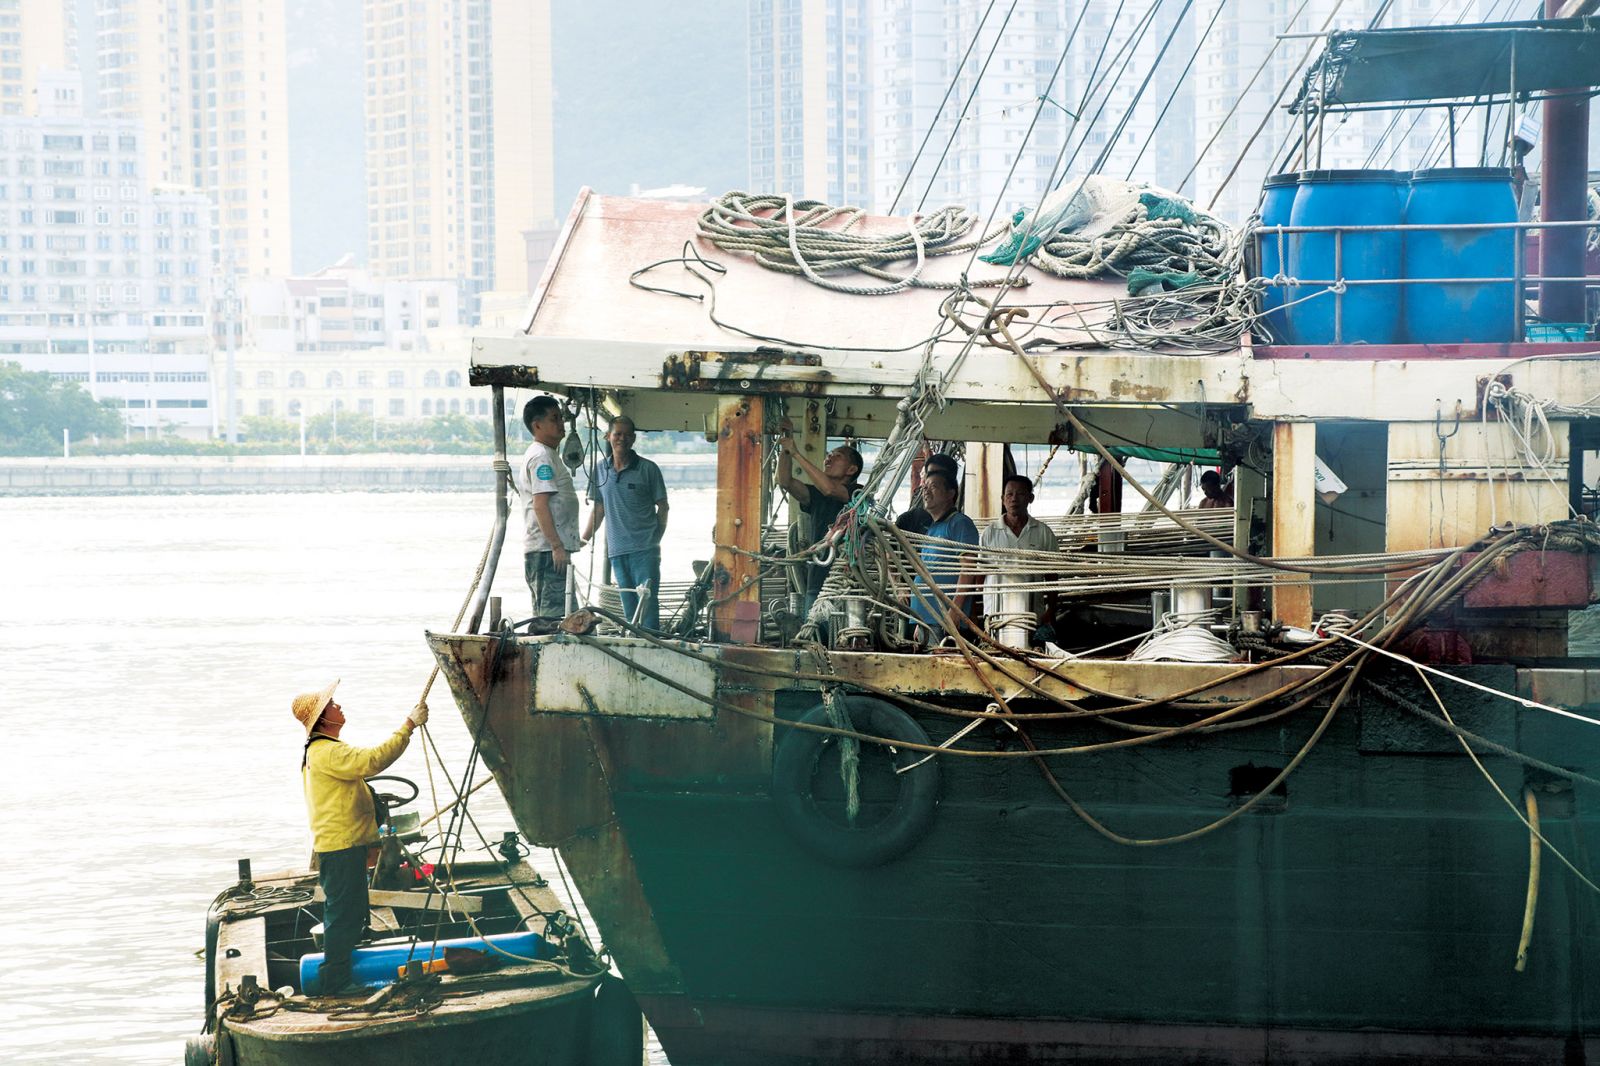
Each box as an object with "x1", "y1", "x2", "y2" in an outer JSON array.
[{"x1": 0, "y1": 452, "x2": 718, "y2": 495}]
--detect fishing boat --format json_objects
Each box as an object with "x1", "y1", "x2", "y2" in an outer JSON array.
[
  {"x1": 189, "y1": 846, "x2": 630, "y2": 1066},
  {"x1": 427, "y1": 16, "x2": 1600, "y2": 1065}
]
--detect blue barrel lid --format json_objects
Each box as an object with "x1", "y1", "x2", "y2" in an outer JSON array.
[
  {"x1": 1264, "y1": 172, "x2": 1302, "y2": 188},
  {"x1": 1298, "y1": 168, "x2": 1408, "y2": 183},
  {"x1": 1410, "y1": 166, "x2": 1515, "y2": 182}
]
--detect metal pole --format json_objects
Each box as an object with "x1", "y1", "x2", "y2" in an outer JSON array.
[
  {"x1": 1333, "y1": 228, "x2": 1343, "y2": 344},
  {"x1": 1538, "y1": 0, "x2": 1591, "y2": 323},
  {"x1": 467, "y1": 384, "x2": 510, "y2": 634},
  {"x1": 224, "y1": 272, "x2": 237, "y2": 444}
]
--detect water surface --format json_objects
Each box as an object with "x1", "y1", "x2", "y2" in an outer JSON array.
[{"x1": 1, "y1": 490, "x2": 712, "y2": 1062}]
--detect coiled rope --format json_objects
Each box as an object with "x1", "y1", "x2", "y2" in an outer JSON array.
[{"x1": 696, "y1": 192, "x2": 1014, "y2": 295}]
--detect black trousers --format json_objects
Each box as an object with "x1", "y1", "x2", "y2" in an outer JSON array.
[{"x1": 316, "y1": 843, "x2": 369, "y2": 991}]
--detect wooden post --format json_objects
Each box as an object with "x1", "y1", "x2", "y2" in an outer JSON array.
[
  {"x1": 1231, "y1": 463, "x2": 1268, "y2": 613},
  {"x1": 712, "y1": 395, "x2": 765, "y2": 643},
  {"x1": 965, "y1": 441, "x2": 1007, "y2": 523},
  {"x1": 1271, "y1": 422, "x2": 1317, "y2": 628}
]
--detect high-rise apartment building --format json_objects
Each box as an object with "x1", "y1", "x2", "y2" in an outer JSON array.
[
  {"x1": 363, "y1": 0, "x2": 554, "y2": 301},
  {"x1": 1072, "y1": 0, "x2": 1194, "y2": 192},
  {"x1": 0, "y1": 71, "x2": 215, "y2": 437},
  {"x1": 749, "y1": 0, "x2": 872, "y2": 206},
  {"x1": 872, "y1": 0, "x2": 1083, "y2": 218},
  {"x1": 92, "y1": 0, "x2": 293, "y2": 277},
  {"x1": 0, "y1": 0, "x2": 74, "y2": 116}
]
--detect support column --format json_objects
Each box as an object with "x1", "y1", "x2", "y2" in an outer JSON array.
[
  {"x1": 965, "y1": 441, "x2": 1007, "y2": 522},
  {"x1": 1271, "y1": 422, "x2": 1316, "y2": 628},
  {"x1": 712, "y1": 396, "x2": 765, "y2": 644},
  {"x1": 1231, "y1": 463, "x2": 1268, "y2": 613},
  {"x1": 1538, "y1": 0, "x2": 1591, "y2": 323}
]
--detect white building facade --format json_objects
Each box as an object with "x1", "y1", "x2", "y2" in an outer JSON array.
[
  {"x1": 0, "y1": 77, "x2": 215, "y2": 438},
  {"x1": 221, "y1": 263, "x2": 485, "y2": 425}
]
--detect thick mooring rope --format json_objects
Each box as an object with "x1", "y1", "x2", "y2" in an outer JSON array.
[{"x1": 696, "y1": 192, "x2": 1011, "y2": 295}]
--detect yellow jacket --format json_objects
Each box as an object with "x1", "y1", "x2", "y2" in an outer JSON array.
[{"x1": 302, "y1": 723, "x2": 414, "y2": 853}]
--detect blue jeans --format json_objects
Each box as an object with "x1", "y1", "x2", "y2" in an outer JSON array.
[
  {"x1": 317, "y1": 843, "x2": 369, "y2": 992},
  {"x1": 612, "y1": 547, "x2": 661, "y2": 631}
]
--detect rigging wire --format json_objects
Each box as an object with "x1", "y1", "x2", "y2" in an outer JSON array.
[
  {"x1": 1088, "y1": 0, "x2": 1194, "y2": 178},
  {"x1": 1125, "y1": 0, "x2": 1231, "y2": 182},
  {"x1": 1178, "y1": 0, "x2": 1316, "y2": 194},
  {"x1": 886, "y1": 0, "x2": 1001, "y2": 216},
  {"x1": 914, "y1": 0, "x2": 1023, "y2": 215},
  {"x1": 1204, "y1": 0, "x2": 1350, "y2": 211}
]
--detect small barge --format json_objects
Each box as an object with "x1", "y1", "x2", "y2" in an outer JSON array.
[{"x1": 190, "y1": 854, "x2": 633, "y2": 1066}]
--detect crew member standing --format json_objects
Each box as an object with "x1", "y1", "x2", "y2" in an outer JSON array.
[
  {"x1": 516, "y1": 396, "x2": 582, "y2": 625},
  {"x1": 773, "y1": 418, "x2": 863, "y2": 603},
  {"x1": 979, "y1": 474, "x2": 1059, "y2": 637},
  {"x1": 581, "y1": 415, "x2": 670, "y2": 631},
  {"x1": 292, "y1": 681, "x2": 428, "y2": 994},
  {"x1": 909, "y1": 468, "x2": 982, "y2": 640}
]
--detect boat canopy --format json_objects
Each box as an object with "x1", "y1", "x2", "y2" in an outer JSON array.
[{"x1": 1291, "y1": 17, "x2": 1600, "y2": 112}]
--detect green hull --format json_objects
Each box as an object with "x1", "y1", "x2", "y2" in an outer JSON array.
[{"x1": 430, "y1": 633, "x2": 1600, "y2": 1064}]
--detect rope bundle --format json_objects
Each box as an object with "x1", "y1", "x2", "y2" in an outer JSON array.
[
  {"x1": 696, "y1": 192, "x2": 1005, "y2": 295},
  {"x1": 1032, "y1": 199, "x2": 1234, "y2": 289}
]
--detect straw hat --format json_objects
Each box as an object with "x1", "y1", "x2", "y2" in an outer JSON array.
[{"x1": 290, "y1": 680, "x2": 340, "y2": 735}]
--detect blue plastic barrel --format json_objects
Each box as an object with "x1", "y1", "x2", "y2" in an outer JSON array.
[
  {"x1": 1402, "y1": 166, "x2": 1517, "y2": 343},
  {"x1": 1257, "y1": 172, "x2": 1299, "y2": 342},
  {"x1": 1286, "y1": 169, "x2": 1406, "y2": 345},
  {"x1": 299, "y1": 930, "x2": 545, "y2": 993}
]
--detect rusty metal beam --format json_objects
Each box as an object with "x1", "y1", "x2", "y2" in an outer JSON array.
[{"x1": 711, "y1": 396, "x2": 765, "y2": 642}]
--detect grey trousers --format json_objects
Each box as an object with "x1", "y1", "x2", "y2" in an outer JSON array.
[{"x1": 524, "y1": 550, "x2": 566, "y2": 622}]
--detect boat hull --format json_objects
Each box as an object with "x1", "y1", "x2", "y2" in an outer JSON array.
[
  {"x1": 637, "y1": 997, "x2": 1600, "y2": 1065},
  {"x1": 428, "y1": 632, "x2": 1600, "y2": 1065},
  {"x1": 221, "y1": 993, "x2": 590, "y2": 1066}
]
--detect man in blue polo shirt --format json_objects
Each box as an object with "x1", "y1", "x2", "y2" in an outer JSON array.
[
  {"x1": 909, "y1": 467, "x2": 981, "y2": 642},
  {"x1": 582, "y1": 415, "x2": 670, "y2": 631}
]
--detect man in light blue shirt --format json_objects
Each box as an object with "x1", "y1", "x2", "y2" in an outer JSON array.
[
  {"x1": 582, "y1": 415, "x2": 670, "y2": 631},
  {"x1": 909, "y1": 468, "x2": 981, "y2": 641}
]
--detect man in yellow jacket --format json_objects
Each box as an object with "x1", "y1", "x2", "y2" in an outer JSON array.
[{"x1": 291, "y1": 680, "x2": 429, "y2": 993}]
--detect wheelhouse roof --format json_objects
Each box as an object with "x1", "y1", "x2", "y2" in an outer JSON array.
[{"x1": 493, "y1": 189, "x2": 1171, "y2": 365}]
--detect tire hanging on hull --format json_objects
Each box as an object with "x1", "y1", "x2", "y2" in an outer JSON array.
[
  {"x1": 771, "y1": 695, "x2": 941, "y2": 867},
  {"x1": 585, "y1": 974, "x2": 645, "y2": 1066}
]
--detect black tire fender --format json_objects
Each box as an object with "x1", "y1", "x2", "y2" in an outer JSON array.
[
  {"x1": 584, "y1": 974, "x2": 644, "y2": 1066},
  {"x1": 771, "y1": 695, "x2": 941, "y2": 867}
]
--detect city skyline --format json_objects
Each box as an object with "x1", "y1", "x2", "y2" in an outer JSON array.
[{"x1": 1, "y1": 0, "x2": 1591, "y2": 443}]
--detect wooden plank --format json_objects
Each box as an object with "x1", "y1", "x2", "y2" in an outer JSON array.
[
  {"x1": 1271, "y1": 421, "x2": 1316, "y2": 627},
  {"x1": 214, "y1": 917, "x2": 268, "y2": 1000},
  {"x1": 311, "y1": 886, "x2": 482, "y2": 913}
]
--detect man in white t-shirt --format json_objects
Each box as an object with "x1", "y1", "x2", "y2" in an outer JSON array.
[
  {"x1": 980, "y1": 474, "x2": 1059, "y2": 634},
  {"x1": 515, "y1": 395, "x2": 581, "y2": 624}
]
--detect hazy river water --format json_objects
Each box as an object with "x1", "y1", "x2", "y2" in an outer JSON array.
[{"x1": 1, "y1": 489, "x2": 714, "y2": 1064}]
